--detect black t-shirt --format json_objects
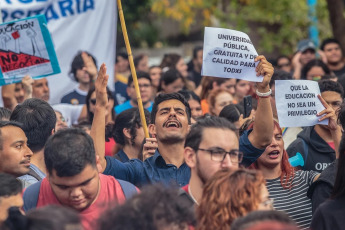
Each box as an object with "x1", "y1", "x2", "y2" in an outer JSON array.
[
  {"x1": 307, "y1": 160, "x2": 337, "y2": 214},
  {"x1": 311, "y1": 197, "x2": 345, "y2": 230},
  {"x1": 333, "y1": 65, "x2": 345, "y2": 78}
]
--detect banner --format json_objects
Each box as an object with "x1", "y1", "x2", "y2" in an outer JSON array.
[
  {"x1": 202, "y1": 27, "x2": 262, "y2": 82},
  {"x1": 0, "y1": 15, "x2": 60, "y2": 85},
  {"x1": 1, "y1": 0, "x2": 116, "y2": 104}
]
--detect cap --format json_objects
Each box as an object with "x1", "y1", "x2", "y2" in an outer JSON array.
[{"x1": 297, "y1": 39, "x2": 316, "y2": 53}]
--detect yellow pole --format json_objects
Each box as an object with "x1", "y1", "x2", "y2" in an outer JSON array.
[{"x1": 117, "y1": 0, "x2": 149, "y2": 138}]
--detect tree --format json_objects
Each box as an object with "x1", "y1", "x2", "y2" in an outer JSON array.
[
  {"x1": 117, "y1": 0, "x2": 158, "y2": 48},
  {"x1": 151, "y1": 0, "x2": 332, "y2": 55},
  {"x1": 326, "y1": 0, "x2": 345, "y2": 54}
]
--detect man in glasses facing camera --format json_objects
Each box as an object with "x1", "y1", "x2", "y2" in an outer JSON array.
[{"x1": 183, "y1": 116, "x2": 243, "y2": 205}]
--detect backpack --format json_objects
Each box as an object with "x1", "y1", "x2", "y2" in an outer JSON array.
[{"x1": 23, "y1": 179, "x2": 137, "y2": 212}]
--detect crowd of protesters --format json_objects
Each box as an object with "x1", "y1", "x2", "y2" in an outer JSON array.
[{"x1": 0, "y1": 37, "x2": 345, "y2": 230}]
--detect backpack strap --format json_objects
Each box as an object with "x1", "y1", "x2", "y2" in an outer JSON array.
[
  {"x1": 27, "y1": 168, "x2": 43, "y2": 181},
  {"x1": 117, "y1": 179, "x2": 138, "y2": 199},
  {"x1": 23, "y1": 181, "x2": 42, "y2": 212}
]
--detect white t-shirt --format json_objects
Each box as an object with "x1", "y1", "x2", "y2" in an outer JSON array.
[{"x1": 52, "y1": 103, "x2": 83, "y2": 126}]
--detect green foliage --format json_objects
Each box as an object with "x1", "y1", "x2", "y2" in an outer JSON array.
[
  {"x1": 119, "y1": 0, "x2": 159, "y2": 47},
  {"x1": 151, "y1": 0, "x2": 332, "y2": 55}
]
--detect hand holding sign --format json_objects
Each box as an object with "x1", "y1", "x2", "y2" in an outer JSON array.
[
  {"x1": 275, "y1": 80, "x2": 328, "y2": 127},
  {"x1": 317, "y1": 95, "x2": 338, "y2": 131},
  {"x1": 255, "y1": 55, "x2": 274, "y2": 92},
  {"x1": 21, "y1": 75, "x2": 34, "y2": 99},
  {"x1": 202, "y1": 27, "x2": 262, "y2": 82}
]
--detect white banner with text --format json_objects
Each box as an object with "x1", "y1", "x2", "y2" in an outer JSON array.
[{"x1": 1, "y1": 0, "x2": 116, "y2": 104}]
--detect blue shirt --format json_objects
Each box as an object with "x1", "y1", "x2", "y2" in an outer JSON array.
[
  {"x1": 239, "y1": 130, "x2": 266, "y2": 167},
  {"x1": 103, "y1": 130, "x2": 264, "y2": 187},
  {"x1": 17, "y1": 164, "x2": 46, "y2": 188},
  {"x1": 114, "y1": 81, "x2": 130, "y2": 106},
  {"x1": 114, "y1": 149, "x2": 130, "y2": 163},
  {"x1": 115, "y1": 100, "x2": 153, "y2": 115},
  {"x1": 104, "y1": 150, "x2": 190, "y2": 187},
  {"x1": 61, "y1": 89, "x2": 87, "y2": 105}
]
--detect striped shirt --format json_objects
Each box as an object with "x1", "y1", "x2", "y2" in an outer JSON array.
[{"x1": 266, "y1": 170, "x2": 318, "y2": 229}]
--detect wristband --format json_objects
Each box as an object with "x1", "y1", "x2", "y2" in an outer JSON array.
[{"x1": 256, "y1": 89, "x2": 272, "y2": 98}]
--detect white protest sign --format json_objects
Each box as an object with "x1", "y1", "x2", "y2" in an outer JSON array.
[
  {"x1": 275, "y1": 80, "x2": 328, "y2": 127},
  {"x1": 202, "y1": 27, "x2": 262, "y2": 82},
  {"x1": 0, "y1": 15, "x2": 60, "y2": 86}
]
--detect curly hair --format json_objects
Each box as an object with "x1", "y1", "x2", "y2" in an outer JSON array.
[
  {"x1": 196, "y1": 169, "x2": 266, "y2": 230},
  {"x1": 99, "y1": 184, "x2": 195, "y2": 230}
]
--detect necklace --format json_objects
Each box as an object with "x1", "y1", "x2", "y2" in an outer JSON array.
[{"x1": 188, "y1": 185, "x2": 199, "y2": 205}]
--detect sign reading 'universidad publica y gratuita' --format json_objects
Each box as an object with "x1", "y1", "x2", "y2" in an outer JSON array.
[
  {"x1": 0, "y1": 15, "x2": 60, "y2": 86},
  {"x1": 275, "y1": 80, "x2": 328, "y2": 127},
  {"x1": 201, "y1": 27, "x2": 262, "y2": 82}
]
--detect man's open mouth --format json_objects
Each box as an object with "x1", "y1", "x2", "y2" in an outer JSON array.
[{"x1": 163, "y1": 120, "x2": 182, "y2": 128}]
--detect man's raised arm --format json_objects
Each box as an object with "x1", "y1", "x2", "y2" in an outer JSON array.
[{"x1": 90, "y1": 63, "x2": 108, "y2": 172}]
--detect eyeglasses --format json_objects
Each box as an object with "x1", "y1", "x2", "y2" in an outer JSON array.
[{"x1": 197, "y1": 148, "x2": 243, "y2": 163}]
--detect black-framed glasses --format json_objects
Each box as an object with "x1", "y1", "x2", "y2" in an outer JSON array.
[{"x1": 197, "y1": 148, "x2": 243, "y2": 163}]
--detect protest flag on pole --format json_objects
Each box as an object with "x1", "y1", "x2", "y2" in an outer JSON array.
[{"x1": 117, "y1": 0, "x2": 149, "y2": 138}]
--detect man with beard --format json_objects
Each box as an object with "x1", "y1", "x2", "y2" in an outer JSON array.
[
  {"x1": 98, "y1": 91, "x2": 191, "y2": 187},
  {"x1": 320, "y1": 38, "x2": 345, "y2": 77},
  {"x1": 92, "y1": 55, "x2": 274, "y2": 187},
  {"x1": 182, "y1": 116, "x2": 240, "y2": 205},
  {"x1": 182, "y1": 74, "x2": 275, "y2": 204}
]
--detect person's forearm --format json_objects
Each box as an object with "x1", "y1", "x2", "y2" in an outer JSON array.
[
  {"x1": 2, "y1": 84, "x2": 18, "y2": 111},
  {"x1": 90, "y1": 105, "x2": 107, "y2": 172},
  {"x1": 250, "y1": 86, "x2": 273, "y2": 149},
  {"x1": 293, "y1": 65, "x2": 302, "y2": 80}
]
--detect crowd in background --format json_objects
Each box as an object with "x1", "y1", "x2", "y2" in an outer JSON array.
[{"x1": 0, "y1": 37, "x2": 345, "y2": 230}]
